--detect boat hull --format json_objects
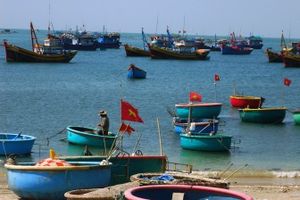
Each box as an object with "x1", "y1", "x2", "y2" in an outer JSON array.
[
  {"x1": 127, "y1": 66, "x2": 147, "y2": 79},
  {"x1": 221, "y1": 46, "x2": 253, "y2": 55},
  {"x1": 124, "y1": 44, "x2": 150, "y2": 57},
  {"x1": 63, "y1": 43, "x2": 98, "y2": 51},
  {"x1": 175, "y1": 103, "x2": 222, "y2": 119},
  {"x1": 180, "y1": 134, "x2": 232, "y2": 152},
  {"x1": 230, "y1": 95, "x2": 262, "y2": 108},
  {"x1": 5, "y1": 162, "x2": 111, "y2": 200},
  {"x1": 239, "y1": 107, "x2": 286, "y2": 124},
  {"x1": 66, "y1": 126, "x2": 117, "y2": 148},
  {"x1": 174, "y1": 120, "x2": 219, "y2": 134},
  {"x1": 60, "y1": 155, "x2": 167, "y2": 185},
  {"x1": 283, "y1": 53, "x2": 300, "y2": 67},
  {"x1": 0, "y1": 133, "x2": 35, "y2": 155},
  {"x1": 4, "y1": 42, "x2": 77, "y2": 63},
  {"x1": 293, "y1": 111, "x2": 300, "y2": 125},
  {"x1": 265, "y1": 48, "x2": 283, "y2": 62}
]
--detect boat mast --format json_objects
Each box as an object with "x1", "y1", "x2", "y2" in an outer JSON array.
[
  {"x1": 141, "y1": 27, "x2": 148, "y2": 50},
  {"x1": 30, "y1": 22, "x2": 42, "y2": 54}
]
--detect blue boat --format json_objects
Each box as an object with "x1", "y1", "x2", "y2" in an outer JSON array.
[
  {"x1": 127, "y1": 64, "x2": 147, "y2": 79},
  {"x1": 175, "y1": 102, "x2": 222, "y2": 119},
  {"x1": 66, "y1": 126, "x2": 117, "y2": 149},
  {"x1": 124, "y1": 185, "x2": 253, "y2": 200},
  {"x1": 180, "y1": 133, "x2": 232, "y2": 152},
  {"x1": 96, "y1": 32, "x2": 121, "y2": 50},
  {"x1": 5, "y1": 161, "x2": 111, "y2": 200},
  {"x1": 173, "y1": 119, "x2": 219, "y2": 135},
  {"x1": 0, "y1": 133, "x2": 35, "y2": 155}
]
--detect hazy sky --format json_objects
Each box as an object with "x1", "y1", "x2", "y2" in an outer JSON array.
[{"x1": 1, "y1": 0, "x2": 300, "y2": 38}]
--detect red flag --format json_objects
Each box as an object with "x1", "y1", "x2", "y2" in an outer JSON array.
[
  {"x1": 121, "y1": 100, "x2": 144, "y2": 123},
  {"x1": 214, "y1": 74, "x2": 220, "y2": 81},
  {"x1": 284, "y1": 78, "x2": 291, "y2": 86},
  {"x1": 189, "y1": 91, "x2": 202, "y2": 102},
  {"x1": 119, "y1": 122, "x2": 135, "y2": 134}
]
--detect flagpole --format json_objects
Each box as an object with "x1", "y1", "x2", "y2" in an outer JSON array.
[
  {"x1": 214, "y1": 81, "x2": 217, "y2": 102},
  {"x1": 156, "y1": 117, "x2": 163, "y2": 156}
]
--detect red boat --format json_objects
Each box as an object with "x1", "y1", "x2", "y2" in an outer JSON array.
[{"x1": 230, "y1": 95, "x2": 264, "y2": 108}]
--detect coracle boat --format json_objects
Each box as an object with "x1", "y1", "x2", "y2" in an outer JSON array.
[
  {"x1": 124, "y1": 185, "x2": 253, "y2": 200},
  {"x1": 230, "y1": 95, "x2": 264, "y2": 108},
  {"x1": 292, "y1": 110, "x2": 300, "y2": 125},
  {"x1": 265, "y1": 48, "x2": 283, "y2": 62},
  {"x1": 282, "y1": 52, "x2": 300, "y2": 67},
  {"x1": 5, "y1": 158, "x2": 111, "y2": 200},
  {"x1": 3, "y1": 22, "x2": 77, "y2": 63},
  {"x1": 180, "y1": 133, "x2": 232, "y2": 152},
  {"x1": 124, "y1": 44, "x2": 150, "y2": 56},
  {"x1": 175, "y1": 102, "x2": 222, "y2": 119},
  {"x1": 173, "y1": 119, "x2": 219, "y2": 135},
  {"x1": 127, "y1": 64, "x2": 147, "y2": 79},
  {"x1": 0, "y1": 133, "x2": 35, "y2": 155},
  {"x1": 66, "y1": 126, "x2": 117, "y2": 149},
  {"x1": 148, "y1": 44, "x2": 210, "y2": 60},
  {"x1": 239, "y1": 107, "x2": 287, "y2": 124}
]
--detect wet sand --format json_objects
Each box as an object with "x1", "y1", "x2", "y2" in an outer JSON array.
[{"x1": 1, "y1": 172, "x2": 300, "y2": 200}]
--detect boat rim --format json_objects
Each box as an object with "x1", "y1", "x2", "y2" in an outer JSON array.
[
  {"x1": 67, "y1": 126, "x2": 117, "y2": 138},
  {"x1": 175, "y1": 102, "x2": 222, "y2": 107},
  {"x1": 238, "y1": 107, "x2": 287, "y2": 112},
  {"x1": 0, "y1": 133, "x2": 36, "y2": 141},
  {"x1": 230, "y1": 95, "x2": 262, "y2": 100},
  {"x1": 180, "y1": 133, "x2": 232, "y2": 139}
]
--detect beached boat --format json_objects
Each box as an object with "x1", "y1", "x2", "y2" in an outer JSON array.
[
  {"x1": 175, "y1": 102, "x2": 222, "y2": 119},
  {"x1": 292, "y1": 110, "x2": 300, "y2": 125},
  {"x1": 221, "y1": 45, "x2": 253, "y2": 55},
  {"x1": 0, "y1": 133, "x2": 35, "y2": 155},
  {"x1": 265, "y1": 48, "x2": 283, "y2": 62},
  {"x1": 66, "y1": 126, "x2": 117, "y2": 148},
  {"x1": 180, "y1": 133, "x2": 232, "y2": 152},
  {"x1": 127, "y1": 64, "x2": 147, "y2": 79},
  {"x1": 124, "y1": 44, "x2": 150, "y2": 57},
  {"x1": 124, "y1": 185, "x2": 253, "y2": 200},
  {"x1": 60, "y1": 154, "x2": 167, "y2": 185},
  {"x1": 148, "y1": 44, "x2": 210, "y2": 60},
  {"x1": 5, "y1": 160, "x2": 111, "y2": 200},
  {"x1": 173, "y1": 119, "x2": 219, "y2": 135},
  {"x1": 239, "y1": 107, "x2": 287, "y2": 124},
  {"x1": 230, "y1": 95, "x2": 264, "y2": 108},
  {"x1": 282, "y1": 52, "x2": 300, "y2": 67}
]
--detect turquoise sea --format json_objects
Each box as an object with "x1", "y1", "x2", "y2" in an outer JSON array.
[{"x1": 0, "y1": 30, "x2": 300, "y2": 178}]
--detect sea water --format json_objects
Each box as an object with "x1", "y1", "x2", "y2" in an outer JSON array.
[{"x1": 0, "y1": 30, "x2": 300, "y2": 177}]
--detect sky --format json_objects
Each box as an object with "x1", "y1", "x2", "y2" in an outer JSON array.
[{"x1": 1, "y1": 0, "x2": 300, "y2": 38}]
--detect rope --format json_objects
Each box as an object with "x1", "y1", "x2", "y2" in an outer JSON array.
[{"x1": 46, "y1": 128, "x2": 66, "y2": 146}]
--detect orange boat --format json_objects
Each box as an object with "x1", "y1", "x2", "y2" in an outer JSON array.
[{"x1": 230, "y1": 95, "x2": 264, "y2": 108}]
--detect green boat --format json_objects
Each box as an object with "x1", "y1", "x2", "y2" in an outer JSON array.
[
  {"x1": 239, "y1": 107, "x2": 287, "y2": 124},
  {"x1": 293, "y1": 110, "x2": 300, "y2": 125}
]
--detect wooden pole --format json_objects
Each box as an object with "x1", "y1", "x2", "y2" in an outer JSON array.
[{"x1": 156, "y1": 117, "x2": 163, "y2": 156}]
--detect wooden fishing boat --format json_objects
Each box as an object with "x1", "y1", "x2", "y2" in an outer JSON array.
[
  {"x1": 3, "y1": 22, "x2": 77, "y2": 63},
  {"x1": 265, "y1": 48, "x2": 283, "y2": 62},
  {"x1": 221, "y1": 45, "x2": 253, "y2": 55},
  {"x1": 127, "y1": 64, "x2": 147, "y2": 79},
  {"x1": 148, "y1": 44, "x2": 210, "y2": 60},
  {"x1": 60, "y1": 154, "x2": 167, "y2": 185},
  {"x1": 282, "y1": 52, "x2": 300, "y2": 67},
  {"x1": 0, "y1": 133, "x2": 35, "y2": 155},
  {"x1": 239, "y1": 107, "x2": 287, "y2": 124},
  {"x1": 246, "y1": 36, "x2": 263, "y2": 49},
  {"x1": 66, "y1": 126, "x2": 117, "y2": 148},
  {"x1": 180, "y1": 133, "x2": 232, "y2": 152},
  {"x1": 173, "y1": 119, "x2": 219, "y2": 135},
  {"x1": 175, "y1": 102, "x2": 222, "y2": 119},
  {"x1": 96, "y1": 32, "x2": 121, "y2": 50},
  {"x1": 230, "y1": 95, "x2": 264, "y2": 108},
  {"x1": 292, "y1": 110, "x2": 300, "y2": 125},
  {"x1": 5, "y1": 160, "x2": 111, "y2": 200},
  {"x1": 124, "y1": 185, "x2": 253, "y2": 200},
  {"x1": 124, "y1": 44, "x2": 150, "y2": 56}
]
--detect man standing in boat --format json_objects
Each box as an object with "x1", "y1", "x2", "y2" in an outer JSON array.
[{"x1": 97, "y1": 110, "x2": 109, "y2": 135}]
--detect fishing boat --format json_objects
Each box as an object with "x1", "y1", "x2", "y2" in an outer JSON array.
[
  {"x1": 66, "y1": 126, "x2": 117, "y2": 148},
  {"x1": 96, "y1": 32, "x2": 121, "y2": 50},
  {"x1": 3, "y1": 23, "x2": 77, "y2": 63},
  {"x1": 148, "y1": 44, "x2": 210, "y2": 60},
  {"x1": 5, "y1": 159, "x2": 111, "y2": 200},
  {"x1": 0, "y1": 133, "x2": 35, "y2": 155},
  {"x1": 180, "y1": 133, "x2": 232, "y2": 152},
  {"x1": 292, "y1": 110, "x2": 300, "y2": 125},
  {"x1": 127, "y1": 64, "x2": 147, "y2": 79},
  {"x1": 265, "y1": 48, "x2": 283, "y2": 62},
  {"x1": 173, "y1": 119, "x2": 219, "y2": 135},
  {"x1": 61, "y1": 32, "x2": 98, "y2": 51},
  {"x1": 239, "y1": 107, "x2": 287, "y2": 124},
  {"x1": 175, "y1": 102, "x2": 222, "y2": 119},
  {"x1": 230, "y1": 95, "x2": 264, "y2": 108},
  {"x1": 282, "y1": 52, "x2": 300, "y2": 67},
  {"x1": 124, "y1": 185, "x2": 253, "y2": 200},
  {"x1": 246, "y1": 35, "x2": 263, "y2": 49},
  {"x1": 221, "y1": 44, "x2": 253, "y2": 55},
  {"x1": 124, "y1": 44, "x2": 150, "y2": 56},
  {"x1": 60, "y1": 154, "x2": 167, "y2": 185}
]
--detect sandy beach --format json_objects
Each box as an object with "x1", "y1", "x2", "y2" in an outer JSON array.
[{"x1": 2, "y1": 171, "x2": 300, "y2": 200}]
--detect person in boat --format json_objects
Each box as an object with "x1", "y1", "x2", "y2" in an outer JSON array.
[{"x1": 97, "y1": 110, "x2": 109, "y2": 135}]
